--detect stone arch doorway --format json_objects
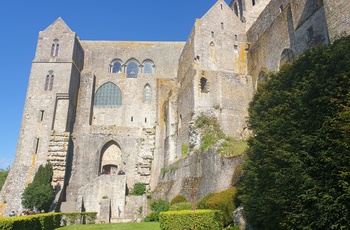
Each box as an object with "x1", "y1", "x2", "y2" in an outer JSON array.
[{"x1": 99, "y1": 141, "x2": 122, "y2": 175}]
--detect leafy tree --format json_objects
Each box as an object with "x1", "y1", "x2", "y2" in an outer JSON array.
[
  {"x1": 144, "y1": 199, "x2": 170, "y2": 222},
  {"x1": 240, "y1": 36, "x2": 350, "y2": 229},
  {"x1": 131, "y1": 182, "x2": 146, "y2": 195},
  {"x1": 0, "y1": 166, "x2": 10, "y2": 191},
  {"x1": 22, "y1": 163, "x2": 54, "y2": 212}
]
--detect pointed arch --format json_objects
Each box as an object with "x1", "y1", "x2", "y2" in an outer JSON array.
[
  {"x1": 258, "y1": 71, "x2": 268, "y2": 83},
  {"x1": 110, "y1": 59, "x2": 123, "y2": 73},
  {"x1": 144, "y1": 84, "x2": 151, "y2": 103},
  {"x1": 126, "y1": 58, "x2": 140, "y2": 78},
  {"x1": 280, "y1": 48, "x2": 295, "y2": 67},
  {"x1": 94, "y1": 82, "x2": 122, "y2": 107},
  {"x1": 142, "y1": 60, "x2": 155, "y2": 74},
  {"x1": 99, "y1": 141, "x2": 122, "y2": 175}
]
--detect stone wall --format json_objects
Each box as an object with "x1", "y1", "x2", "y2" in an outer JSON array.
[
  {"x1": 153, "y1": 148, "x2": 244, "y2": 202},
  {"x1": 324, "y1": 0, "x2": 350, "y2": 42}
]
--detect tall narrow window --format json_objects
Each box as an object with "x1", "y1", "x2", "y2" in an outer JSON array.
[
  {"x1": 221, "y1": 22, "x2": 224, "y2": 30},
  {"x1": 49, "y1": 75, "x2": 54, "y2": 91},
  {"x1": 211, "y1": 31, "x2": 214, "y2": 38},
  {"x1": 234, "y1": 34, "x2": 238, "y2": 41},
  {"x1": 252, "y1": 0, "x2": 256, "y2": 6},
  {"x1": 144, "y1": 84, "x2": 151, "y2": 103},
  {"x1": 126, "y1": 59, "x2": 139, "y2": 78},
  {"x1": 110, "y1": 60, "x2": 123, "y2": 73},
  {"x1": 34, "y1": 138, "x2": 40, "y2": 154},
  {"x1": 280, "y1": 49, "x2": 295, "y2": 67},
  {"x1": 200, "y1": 77, "x2": 209, "y2": 93},
  {"x1": 44, "y1": 70, "x2": 54, "y2": 91},
  {"x1": 307, "y1": 26, "x2": 314, "y2": 41},
  {"x1": 44, "y1": 75, "x2": 50, "y2": 91},
  {"x1": 51, "y1": 39, "x2": 59, "y2": 57},
  {"x1": 39, "y1": 110, "x2": 45, "y2": 121},
  {"x1": 234, "y1": 45, "x2": 239, "y2": 54},
  {"x1": 94, "y1": 82, "x2": 122, "y2": 107},
  {"x1": 143, "y1": 60, "x2": 155, "y2": 74}
]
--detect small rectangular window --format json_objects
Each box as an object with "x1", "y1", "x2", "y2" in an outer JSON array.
[
  {"x1": 307, "y1": 26, "x2": 314, "y2": 41},
  {"x1": 252, "y1": 0, "x2": 256, "y2": 6},
  {"x1": 39, "y1": 110, "x2": 44, "y2": 121},
  {"x1": 221, "y1": 22, "x2": 224, "y2": 30},
  {"x1": 131, "y1": 116, "x2": 133, "y2": 122},
  {"x1": 34, "y1": 138, "x2": 40, "y2": 154},
  {"x1": 234, "y1": 45, "x2": 239, "y2": 54},
  {"x1": 145, "y1": 118, "x2": 147, "y2": 123}
]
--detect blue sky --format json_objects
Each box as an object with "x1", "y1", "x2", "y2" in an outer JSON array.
[{"x1": 0, "y1": 0, "x2": 230, "y2": 169}]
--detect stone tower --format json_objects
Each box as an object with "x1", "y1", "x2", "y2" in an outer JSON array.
[{"x1": 1, "y1": 18, "x2": 83, "y2": 214}]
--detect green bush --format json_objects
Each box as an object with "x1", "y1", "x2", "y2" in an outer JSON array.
[
  {"x1": 144, "y1": 199, "x2": 170, "y2": 222},
  {"x1": 159, "y1": 210, "x2": 223, "y2": 230},
  {"x1": 131, "y1": 183, "x2": 146, "y2": 196},
  {"x1": 196, "y1": 193, "x2": 215, "y2": 209},
  {"x1": 22, "y1": 163, "x2": 54, "y2": 212},
  {"x1": 0, "y1": 213, "x2": 61, "y2": 230},
  {"x1": 169, "y1": 202, "x2": 192, "y2": 211},
  {"x1": 170, "y1": 194, "x2": 188, "y2": 205},
  {"x1": 206, "y1": 187, "x2": 237, "y2": 226}
]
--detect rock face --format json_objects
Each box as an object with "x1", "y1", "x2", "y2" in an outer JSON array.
[
  {"x1": 153, "y1": 148, "x2": 244, "y2": 202},
  {"x1": 1, "y1": 0, "x2": 349, "y2": 221}
]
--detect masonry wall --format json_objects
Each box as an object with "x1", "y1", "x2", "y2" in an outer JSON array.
[
  {"x1": 247, "y1": 2, "x2": 329, "y2": 82},
  {"x1": 324, "y1": 0, "x2": 350, "y2": 42}
]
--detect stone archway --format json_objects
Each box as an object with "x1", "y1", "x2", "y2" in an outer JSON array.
[{"x1": 100, "y1": 142, "x2": 122, "y2": 175}]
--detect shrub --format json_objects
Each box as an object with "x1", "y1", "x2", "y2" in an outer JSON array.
[
  {"x1": 0, "y1": 213, "x2": 61, "y2": 230},
  {"x1": 206, "y1": 187, "x2": 238, "y2": 226},
  {"x1": 144, "y1": 199, "x2": 170, "y2": 222},
  {"x1": 170, "y1": 194, "x2": 188, "y2": 205},
  {"x1": 196, "y1": 193, "x2": 215, "y2": 209},
  {"x1": 159, "y1": 209, "x2": 223, "y2": 230},
  {"x1": 169, "y1": 202, "x2": 192, "y2": 211},
  {"x1": 22, "y1": 163, "x2": 54, "y2": 212},
  {"x1": 131, "y1": 183, "x2": 146, "y2": 196}
]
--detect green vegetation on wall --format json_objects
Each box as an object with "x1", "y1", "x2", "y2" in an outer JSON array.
[
  {"x1": 0, "y1": 166, "x2": 10, "y2": 191},
  {"x1": 22, "y1": 163, "x2": 54, "y2": 212},
  {"x1": 240, "y1": 36, "x2": 350, "y2": 229}
]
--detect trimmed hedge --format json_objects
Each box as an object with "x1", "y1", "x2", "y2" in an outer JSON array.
[
  {"x1": 205, "y1": 187, "x2": 237, "y2": 226},
  {"x1": 0, "y1": 212, "x2": 97, "y2": 230},
  {"x1": 159, "y1": 210, "x2": 223, "y2": 230},
  {"x1": 170, "y1": 194, "x2": 187, "y2": 205},
  {"x1": 0, "y1": 213, "x2": 61, "y2": 230}
]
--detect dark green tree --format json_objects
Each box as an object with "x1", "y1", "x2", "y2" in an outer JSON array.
[
  {"x1": 22, "y1": 163, "x2": 54, "y2": 212},
  {"x1": 0, "y1": 166, "x2": 10, "y2": 191},
  {"x1": 240, "y1": 36, "x2": 350, "y2": 229}
]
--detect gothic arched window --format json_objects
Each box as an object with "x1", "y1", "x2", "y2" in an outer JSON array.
[
  {"x1": 143, "y1": 60, "x2": 154, "y2": 74},
  {"x1": 94, "y1": 82, "x2": 122, "y2": 107},
  {"x1": 144, "y1": 84, "x2": 151, "y2": 103},
  {"x1": 50, "y1": 39, "x2": 59, "y2": 57},
  {"x1": 110, "y1": 60, "x2": 123, "y2": 73},
  {"x1": 200, "y1": 77, "x2": 209, "y2": 93},
  {"x1": 280, "y1": 48, "x2": 295, "y2": 67},
  {"x1": 44, "y1": 70, "x2": 54, "y2": 91},
  {"x1": 126, "y1": 59, "x2": 139, "y2": 78},
  {"x1": 258, "y1": 71, "x2": 268, "y2": 83}
]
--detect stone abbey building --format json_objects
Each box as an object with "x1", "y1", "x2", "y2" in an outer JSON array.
[{"x1": 1, "y1": 0, "x2": 349, "y2": 222}]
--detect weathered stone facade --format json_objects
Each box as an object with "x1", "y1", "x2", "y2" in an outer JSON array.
[{"x1": 1, "y1": 0, "x2": 349, "y2": 222}]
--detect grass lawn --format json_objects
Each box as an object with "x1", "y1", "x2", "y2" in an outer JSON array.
[{"x1": 56, "y1": 222, "x2": 160, "y2": 230}]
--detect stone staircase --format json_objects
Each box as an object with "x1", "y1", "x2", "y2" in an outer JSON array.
[{"x1": 47, "y1": 131, "x2": 70, "y2": 211}]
